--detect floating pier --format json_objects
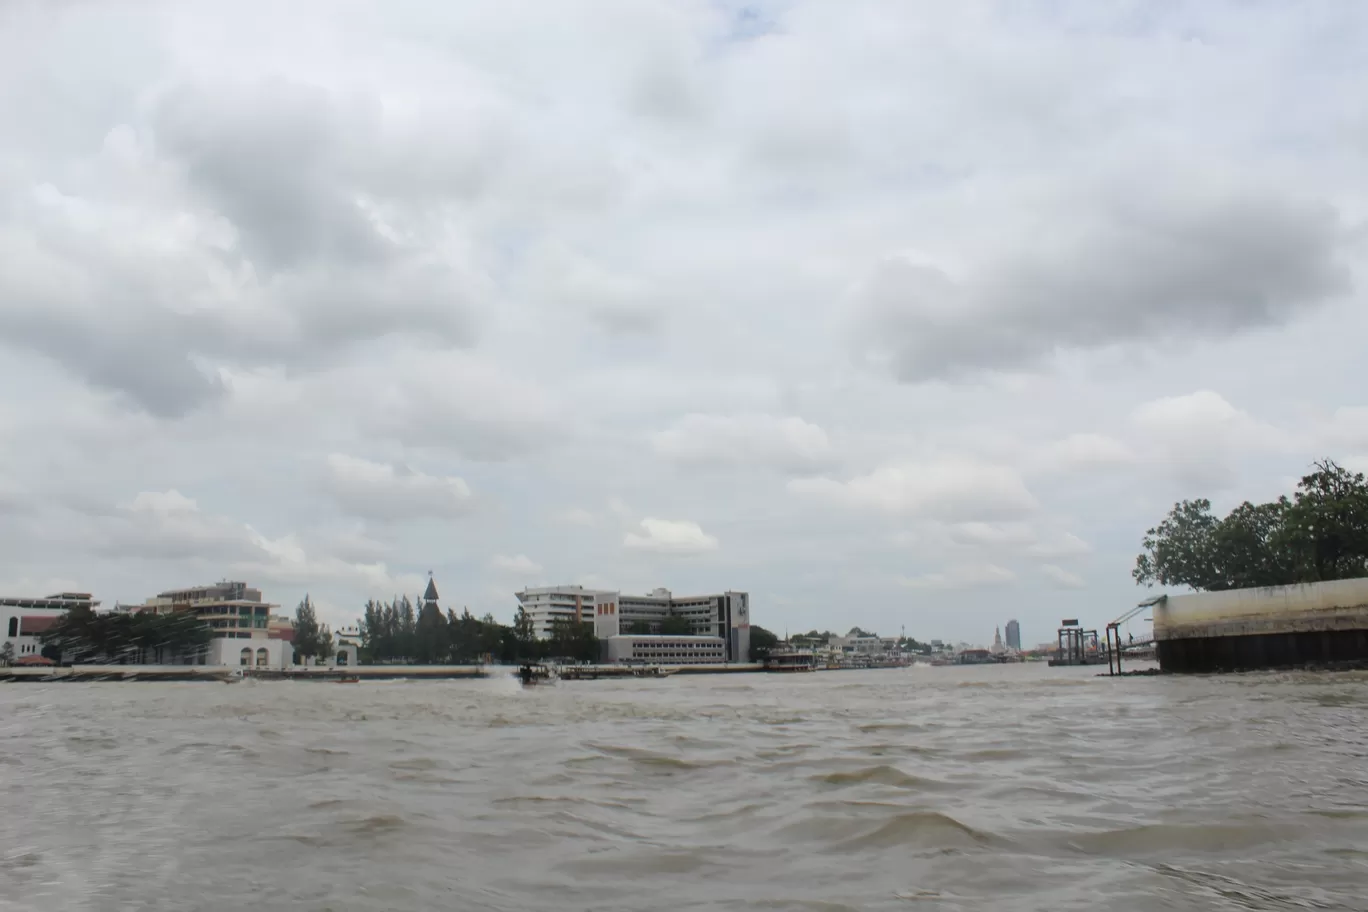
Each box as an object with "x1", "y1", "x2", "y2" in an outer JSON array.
[
  {"x1": 1047, "y1": 620, "x2": 1107, "y2": 666},
  {"x1": 1151, "y1": 578, "x2": 1368, "y2": 673}
]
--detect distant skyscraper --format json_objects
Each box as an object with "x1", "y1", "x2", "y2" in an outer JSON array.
[{"x1": 1005, "y1": 619, "x2": 1021, "y2": 650}]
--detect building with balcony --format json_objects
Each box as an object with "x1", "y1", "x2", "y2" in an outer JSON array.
[
  {"x1": 513, "y1": 585, "x2": 602, "y2": 639},
  {"x1": 141, "y1": 581, "x2": 292, "y2": 667}
]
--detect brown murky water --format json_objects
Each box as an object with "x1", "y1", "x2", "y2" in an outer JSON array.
[{"x1": 3, "y1": 663, "x2": 1367, "y2": 911}]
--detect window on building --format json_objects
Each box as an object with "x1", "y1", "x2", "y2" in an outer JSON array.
[
  {"x1": 239, "y1": 647, "x2": 252, "y2": 666},
  {"x1": 256, "y1": 647, "x2": 269, "y2": 667}
]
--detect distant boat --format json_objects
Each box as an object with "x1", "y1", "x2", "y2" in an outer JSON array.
[
  {"x1": 515, "y1": 664, "x2": 556, "y2": 686},
  {"x1": 336, "y1": 675, "x2": 361, "y2": 684}
]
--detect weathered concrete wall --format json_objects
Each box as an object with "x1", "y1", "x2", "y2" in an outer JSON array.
[{"x1": 1153, "y1": 578, "x2": 1368, "y2": 672}]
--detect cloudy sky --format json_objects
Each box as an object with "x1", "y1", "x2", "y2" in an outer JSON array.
[{"x1": 3, "y1": 0, "x2": 1366, "y2": 646}]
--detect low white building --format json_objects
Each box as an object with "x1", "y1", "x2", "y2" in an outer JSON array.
[
  {"x1": 1, "y1": 593, "x2": 98, "y2": 663},
  {"x1": 602, "y1": 635, "x2": 728, "y2": 665},
  {"x1": 208, "y1": 637, "x2": 293, "y2": 669},
  {"x1": 334, "y1": 625, "x2": 364, "y2": 649}
]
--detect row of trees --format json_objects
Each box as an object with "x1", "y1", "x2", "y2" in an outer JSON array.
[
  {"x1": 1134, "y1": 459, "x2": 1368, "y2": 591},
  {"x1": 291, "y1": 596, "x2": 334, "y2": 664},
  {"x1": 38, "y1": 603, "x2": 213, "y2": 664},
  {"x1": 337, "y1": 598, "x2": 601, "y2": 665}
]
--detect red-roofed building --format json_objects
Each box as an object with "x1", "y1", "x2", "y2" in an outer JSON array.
[
  {"x1": 2, "y1": 592, "x2": 98, "y2": 665},
  {"x1": 19, "y1": 615, "x2": 61, "y2": 636}
]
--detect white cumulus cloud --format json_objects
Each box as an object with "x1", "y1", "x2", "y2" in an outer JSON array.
[
  {"x1": 653, "y1": 413, "x2": 835, "y2": 473},
  {"x1": 489, "y1": 553, "x2": 543, "y2": 576},
  {"x1": 325, "y1": 454, "x2": 473, "y2": 520},
  {"x1": 1040, "y1": 564, "x2": 1086, "y2": 589},
  {"x1": 899, "y1": 564, "x2": 1016, "y2": 591},
  {"x1": 623, "y1": 518, "x2": 719, "y2": 555},
  {"x1": 790, "y1": 460, "x2": 1037, "y2": 521}
]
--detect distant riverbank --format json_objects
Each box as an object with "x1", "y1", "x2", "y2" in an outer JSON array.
[{"x1": 0, "y1": 661, "x2": 936, "y2": 683}]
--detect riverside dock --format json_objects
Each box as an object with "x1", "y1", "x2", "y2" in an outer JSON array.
[
  {"x1": 0, "y1": 659, "x2": 908, "y2": 684},
  {"x1": 244, "y1": 664, "x2": 489, "y2": 682},
  {"x1": 0, "y1": 665, "x2": 240, "y2": 683},
  {"x1": 1151, "y1": 578, "x2": 1368, "y2": 673}
]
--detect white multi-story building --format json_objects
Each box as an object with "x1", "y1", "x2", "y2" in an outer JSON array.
[
  {"x1": 514, "y1": 585, "x2": 605, "y2": 639},
  {"x1": 142, "y1": 581, "x2": 293, "y2": 667},
  {"x1": 517, "y1": 584, "x2": 752, "y2": 664}
]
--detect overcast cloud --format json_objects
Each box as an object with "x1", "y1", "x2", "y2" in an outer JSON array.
[{"x1": 3, "y1": 0, "x2": 1367, "y2": 645}]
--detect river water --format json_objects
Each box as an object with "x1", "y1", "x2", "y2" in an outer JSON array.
[{"x1": 2, "y1": 663, "x2": 1366, "y2": 911}]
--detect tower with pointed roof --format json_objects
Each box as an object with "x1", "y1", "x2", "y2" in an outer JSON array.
[{"x1": 423, "y1": 572, "x2": 439, "y2": 607}]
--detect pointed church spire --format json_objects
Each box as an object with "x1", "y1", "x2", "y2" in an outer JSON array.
[{"x1": 423, "y1": 571, "x2": 439, "y2": 604}]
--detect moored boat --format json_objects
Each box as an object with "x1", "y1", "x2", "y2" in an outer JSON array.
[{"x1": 763, "y1": 650, "x2": 818, "y2": 672}]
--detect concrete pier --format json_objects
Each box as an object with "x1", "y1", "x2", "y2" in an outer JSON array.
[
  {"x1": 0, "y1": 665, "x2": 239, "y2": 683},
  {"x1": 245, "y1": 664, "x2": 488, "y2": 681},
  {"x1": 1153, "y1": 578, "x2": 1368, "y2": 672}
]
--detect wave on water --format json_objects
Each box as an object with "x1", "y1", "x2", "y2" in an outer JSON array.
[
  {"x1": 833, "y1": 811, "x2": 994, "y2": 852},
  {"x1": 1069, "y1": 820, "x2": 1305, "y2": 856},
  {"x1": 583, "y1": 742, "x2": 724, "y2": 771},
  {"x1": 769, "y1": 809, "x2": 997, "y2": 855},
  {"x1": 813, "y1": 764, "x2": 948, "y2": 791},
  {"x1": 856, "y1": 721, "x2": 927, "y2": 734}
]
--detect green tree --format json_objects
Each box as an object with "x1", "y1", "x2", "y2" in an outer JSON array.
[
  {"x1": 513, "y1": 606, "x2": 536, "y2": 647},
  {"x1": 317, "y1": 626, "x2": 335, "y2": 665},
  {"x1": 547, "y1": 617, "x2": 599, "y2": 663},
  {"x1": 478, "y1": 613, "x2": 504, "y2": 660},
  {"x1": 38, "y1": 609, "x2": 212, "y2": 665},
  {"x1": 1283, "y1": 459, "x2": 1368, "y2": 582},
  {"x1": 360, "y1": 600, "x2": 383, "y2": 659},
  {"x1": 1134, "y1": 459, "x2": 1368, "y2": 591},
  {"x1": 292, "y1": 596, "x2": 323, "y2": 664},
  {"x1": 749, "y1": 625, "x2": 779, "y2": 660},
  {"x1": 1210, "y1": 498, "x2": 1297, "y2": 589},
  {"x1": 398, "y1": 596, "x2": 417, "y2": 660},
  {"x1": 1133, "y1": 498, "x2": 1222, "y2": 589},
  {"x1": 448, "y1": 608, "x2": 484, "y2": 662},
  {"x1": 0, "y1": 642, "x2": 13, "y2": 666}
]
